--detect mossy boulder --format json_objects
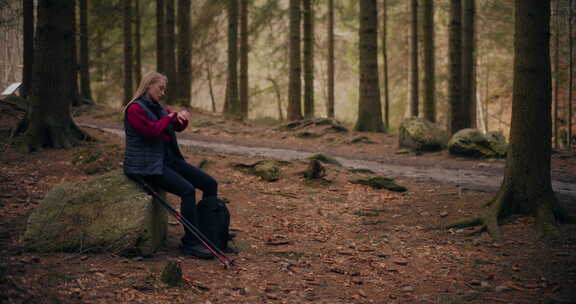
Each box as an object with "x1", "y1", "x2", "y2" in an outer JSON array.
[
  {"x1": 307, "y1": 153, "x2": 342, "y2": 166},
  {"x1": 23, "y1": 170, "x2": 167, "y2": 255},
  {"x1": 448, "y1": 128, "x2": 507, "y2": 158},
  {"x1": 398, "y1": 117, "x2": 448, "y2": 152}
]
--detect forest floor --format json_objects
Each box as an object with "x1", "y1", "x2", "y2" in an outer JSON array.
[{"x1": 1, "y1": 103, "x2": 575, "y2": 304}]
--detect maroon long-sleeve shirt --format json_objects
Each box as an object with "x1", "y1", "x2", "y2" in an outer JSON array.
[{"x1": 126, "y1": 103, "x2": 188, "y2": 142}]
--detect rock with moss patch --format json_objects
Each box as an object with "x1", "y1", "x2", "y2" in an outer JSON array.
[
  {"x1": 232, "y1": 160, "x2": 290, "y2": 182},
  {"x1": 23, "y1": 170, "x2": 167, "y2": 255},
  {"x1": 398, "y1": 118, "x2": 448, "y2": 152},
  {"x1": 349, "y1": 176, "x2": 407, "y2": 192},
  {"x1": 307, "y1": 153, "x2": 341, "y2": 166},
  {"x1": 448, "y1": 128, "x2": 507, "y2": 158},
  {"x1": 161, "y1": 260, "x2": 183, "y2": 286}
]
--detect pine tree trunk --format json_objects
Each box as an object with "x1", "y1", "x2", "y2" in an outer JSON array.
[
  {"x1": 554, "y1": 0, "x2": 560, "y2": 150},
  {"x1": 381, "y1": 0, "x2": 390, "y2": 129},
  {"x1": 355, "y1": 0, "x2": 384, "y2": 132},
  {"x1": 239, "y1": 0, "x2": 249, "y2": 118},
  {"x1": 165, "y1": 0, "x2": 177, "y2": 105},
  {"x1": 22, "y1": 0, "x2": 34, "y2": 99},
  {"x1": 326, "y1": 0, "x2": 335, "y2": 119},
  {"x1": 409, "y1": 0, "x2": 419, "y2": 117},
  {"x1": 422, "y1": 0, "x2": 435, "y2": 123},
  {"x1": 24, "y1": 0, "x2": 90, "y2": 151},
  {"x1": 303, "y1": 0, "x2": 315, "y2": 119},
  {"x1": 448, "y1": 0, "x2": 463, "y2": 134},
  {"x1": 123, "y1": 0, "x2": 133, "y2": 105},
  {"x1": 156, "y1": 0, "x2": 165, "y2": 73},
  {"x1": 288, "y1": 0, "x2": 302, "y2": 121},
  {"x1": 568, "y1": 0, "x2": 574, "y2": 150},
  {"x1": 446, "y1": 0, "x2": 570, "y2": 239},
  {"x1": 224, "y1": 0, "x2": 240, "y2": 116},
  {"x1": 79, "y1": 0, "x2": 93, "y2": 102},
  {"x1": 70, "y1": 0, "x2": 81, "y2": 106},
  {"x1": 462, "y1": 0, "x2": 476, "y2": 128},
  {"x1": 134, "y1": 0, "x2": 142, "y2": 86},
  {"x1": 177, "y1": 0, "x2": 191, "y2": 107}
]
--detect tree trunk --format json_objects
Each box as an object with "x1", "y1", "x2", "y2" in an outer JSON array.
[
  {"x1": 206, "y1": 62, "x2": 216, "y2": 113},
  {"x1": 134, "y1": 0, "x2": 142, "y2": 86},
  {"x1": 355, "y1": 0, "x2": 384, "y2": 132},
  {"x1": 288, "y1": 0, "x2": 302, "y2": 121},
  {"x1": 239, "y1": 0, "x2": 249, "y2": 118},
  {"x1": 24, "y1": 0, "x2": 91, "y2": 151},
  {"x1": 123, "y1": 0, "x2": 133, "y2": 105},
  {"x1": 462, "y1": 0, "x2": 476, "y2": 128},
  {"x1": 224, "y1": 0, "x2": 240, "y2": 116},
  {"x1": 448, "y1": 0, "x2": 463, "y2": 134},
  {"x1": 409, "y1": 0, "x2": 418, "y2": 117},
  {"x1": 326, "y1": 0, "x2": 335, "y2": 119},
  {"x1": 22, "y1": 0, "x2": 34, "y2": 99},
  {"x1": 568, "y1": 0, "x2": 574, "y2": 150},
  {"x1": 303, "y1": 0, "x2": 315, "y2": 119},
  {"x1": 70, "y1": 0, "x2": 82, "y2": 106},
  {"x1": 554, "y1": 0, "x2": 560, "y2": 149},
  {"x1": 381, "y1": 0, "x2": 390, "y2": 129},
  {"x1": 156, "y1": 0, "x2": 165, "y2": 73},
  {"x1": 268, "y1": 77, "x2": 284, "y2": 121},
  {"x1": 79, "y1": 0, "x2": 93, "y2": 102},
  {"x1": 165, "y1": 0, "x2": 177, "y2": 105},
  {"x1": 422, "y1": 0, "x2": 435, "y2": 123},
  {"x1": 177, "y1": 0, "x2": 191, "y2": 107},
  {"x1": 446, "y1": 0, "x2": 571, "y2": 239}
]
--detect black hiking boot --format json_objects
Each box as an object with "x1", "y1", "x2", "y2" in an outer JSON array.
[{"x1": 180, "y1": 243, "x2": 213, "y2": 259}]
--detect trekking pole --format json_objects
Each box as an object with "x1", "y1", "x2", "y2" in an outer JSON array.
[{"x1": 131, "y1": 176, "x2": 235, "y2": 268}]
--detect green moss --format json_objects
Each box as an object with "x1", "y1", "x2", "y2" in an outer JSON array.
[{"x1": 349, "y1": 176, "x2": 407, "y2": 192}]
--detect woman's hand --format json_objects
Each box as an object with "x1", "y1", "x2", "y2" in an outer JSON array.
[{"x1": 177, "y1": 110, "x2": 190, "y2": 124}]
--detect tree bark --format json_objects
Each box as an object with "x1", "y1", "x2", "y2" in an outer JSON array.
[
  {"x1": 79, "y1": 0, "x2": 93, "y2": 102},
  {"x1": 239, "y1": 0, "x2": 249, "y2": 118},
  {"x1": 446, "y1": 0, "x2": 571, "y2": 239},
  {"x1": 422, "y1": 0, "x2": 435, "y2": 123},
  {"x1": 177, "y1": 0, "x2": 191, "y2": 107},
  {"x1": 554, "y1": 0, "x2": 560, "y2": 149},
  {"x1": 123, "y1": 0, "x2": 133, "y2": 105},
  {"x1": 568, "y1": 0, "x2": 574, "y2": 150},
  {"x1": 134, "y1": 0, "x2": 142, "y2": 86},
  {"x1": 24, "y1": 0, "x2": 91, "y2": 151},
  {"x1": 409, "y1": 0, "x2": 419, "y2": 117},
  {"x1": 288, "y1": 0, "x2": 302, "y2": 121},
  {"x1": 224, "y1": 0, "x2": 240, "y2": 116},
  {"x1": 156, "y1": 0, "x2": 165, "y2": 73},
  {"x1": 303, "y1": 0, "x2": 315, "y2": 119},
  {"x1": 165, "y1": 0, "x2": 177, "y2": 105},
  {"x1": 22, "y1": 0, "x2": 34, "y2": 99},
  {"x1": 381, "y1": 0, "x2": 390, "y2": 129},
  {"x1": 355, "y1": 0, "x2": 384, "y2": 132},
  {"x1": 462, "y1": 0, "x2": 476, "y2": 128},
  {"x1": 448, "y1": 0, "x2": 463, "y2": 134},
  {"x1": 326, "y1": 0, "x2": 335, "y2": 119}
]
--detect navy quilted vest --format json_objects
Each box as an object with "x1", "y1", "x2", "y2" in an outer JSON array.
[{"x1": 123, "y1": 97, "x2": 183, "y2": 175}]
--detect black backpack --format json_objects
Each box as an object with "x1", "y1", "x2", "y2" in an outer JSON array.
[{"x1": 197, "y1": 197, "x2": 230, "y2": 251}]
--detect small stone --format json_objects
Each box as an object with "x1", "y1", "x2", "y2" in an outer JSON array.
[
  {"x1": 440, "y1": 211, "x2": 449, "y2": 217},
  {"x1": 495, "y1": 285, "x2": 511, "y2": 293},
  {"x1": 402, "y1": 286, "x2": 415, "y2": 292}
]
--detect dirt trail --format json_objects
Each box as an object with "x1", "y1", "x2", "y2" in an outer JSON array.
[{"x1": 81, "y1": 124, "x2": 576, "y2": 206}]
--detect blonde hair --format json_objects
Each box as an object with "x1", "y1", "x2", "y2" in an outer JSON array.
[{"x1": 123, "y1": 71, "x2": 167, "y2": 117}]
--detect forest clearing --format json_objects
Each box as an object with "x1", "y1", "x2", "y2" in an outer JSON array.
[
  {"x1": 1, "y1": 104, "x2": 575, "y2": 304},
  {"x1": 2, "y1": 0, "x2": 576, "y2": 303}
]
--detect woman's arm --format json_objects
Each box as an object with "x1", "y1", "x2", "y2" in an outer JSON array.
[{"x1": 126, "y1": 103, "x2": 176, "y2": 140}]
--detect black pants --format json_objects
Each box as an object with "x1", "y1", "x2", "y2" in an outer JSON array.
[{"x1": 141, "y1": 158, "x2": 218, "y2": 245}]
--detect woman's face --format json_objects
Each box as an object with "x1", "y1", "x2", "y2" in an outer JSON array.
[{"x1": 146, "y1": 79, "x2": 166, "y2": 102}]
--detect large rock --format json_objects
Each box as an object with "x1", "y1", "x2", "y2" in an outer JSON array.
[
  {"x1": 398, "y1": 117, "x2": 448, "y2": 152},
  {"x1": 448, "y1": 128, "x2": 507, "y2": 158},
  {"x1": 23, "y1": 170, "x2": 167, "y2": 255}
]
